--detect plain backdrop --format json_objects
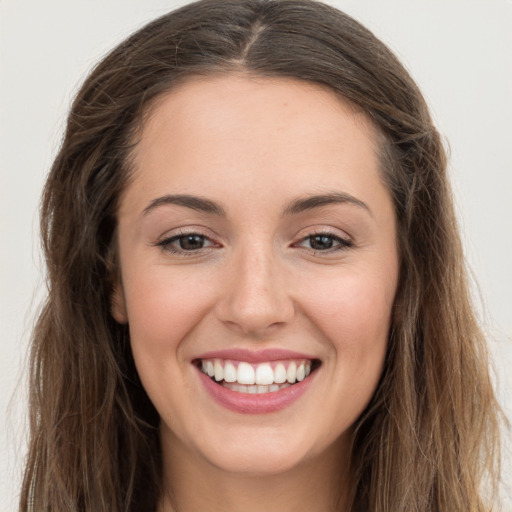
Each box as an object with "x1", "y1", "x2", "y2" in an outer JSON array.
[{"x1": 1, "y1": 0, "x2": 511, "y2": 510}]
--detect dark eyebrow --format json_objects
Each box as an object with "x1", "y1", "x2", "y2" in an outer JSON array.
[
  {"x1": 142, "y1": 194, "x2": 226, "y2": 216},
  {"x1": 282, "y1": 192, "x2": 371, "y2": 216},
  {"x1": 142, "y1": 191, "x2": 370, "y2": 218}
]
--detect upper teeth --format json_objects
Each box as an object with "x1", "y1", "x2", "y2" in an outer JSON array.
[{"x1": 201, "y1": 359, "x2": 312, "y2": 385}]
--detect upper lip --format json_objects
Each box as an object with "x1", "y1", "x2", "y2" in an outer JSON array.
[{"x1": 194, "y1": 348, "x2": 318, "y2": 363}]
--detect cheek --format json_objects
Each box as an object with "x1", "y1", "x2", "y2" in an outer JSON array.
[
  {"x1": 298, "y1": 262, "x2": 397, "y2": 401},
  {"x1": 121, "y1": 267, "x2": 217, "y2": 431},
  {"x1": 302, "y1": 269, "x2": 395, "y2": 426},
  {"x1": 122, "y1": 266, "x2": 214, "y2": 358},
  {"x1": 303, "y1": 269, "x2": 396, "y2": 343}
]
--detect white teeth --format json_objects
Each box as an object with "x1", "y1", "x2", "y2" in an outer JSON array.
[
  {"x1": 286, "y1": 362, "x2": 297, "y2": 383},
  {"x1": 237, "y1": 362, "x2": 255, "y2": 385},
  {"x1": 255, "y1": 363, "x2": 274, "y2": 385},
  {"x1": 200, "y1": 358, "x2": 316, "y2": 389},
  {"x1": 274, "y1": 363, "x2": 287, "y2": 384},
  {"x1": 222, "y1": 382, "x2": 291, "y2": 393},
  {"x1": 214, "y1": 359, "x2": 223, "y2": 381},
  {"x1": 224, "y1": 362, "x2": 237, "y2": 383},
  {"x1": 206, "y1": 360, "x2": 214, "y2": 378}
]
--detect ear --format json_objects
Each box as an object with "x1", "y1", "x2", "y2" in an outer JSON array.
[{"x1": 111, "y1": 279, "x2": 128, "y2": 324}]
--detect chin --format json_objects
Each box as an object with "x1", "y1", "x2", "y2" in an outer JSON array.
[
  {"x1": 205, "y1": 445, "x2": 308, "y2": 476},
  {"x1": 190, "y1": 423, "x2": 337, "y2": 477}
]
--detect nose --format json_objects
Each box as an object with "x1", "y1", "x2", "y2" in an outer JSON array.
[{"x1": 214, "y1": 244, "x2": 295, "y2": 336}]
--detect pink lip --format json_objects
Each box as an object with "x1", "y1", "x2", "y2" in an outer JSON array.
[
  {"x1": 195, "y1": 365, "x2": 318, "y2": 414},
  {"x1": 194, "y1": 348, "x2": 316, "y2": 363}
]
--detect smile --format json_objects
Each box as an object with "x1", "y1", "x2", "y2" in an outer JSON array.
[
  {"x1": 197, "y1": 358, "x2": 319, "y2": 394},
  {"x1": 194, "y1": 349, "x2": 321, "y2": 414}
]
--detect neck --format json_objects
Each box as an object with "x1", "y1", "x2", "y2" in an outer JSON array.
[{"x1": 157, "y1": 428, "x2": 352, "y2": 512}]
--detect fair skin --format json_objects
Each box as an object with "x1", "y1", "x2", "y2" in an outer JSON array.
[{"x1": 113, "y1": 74, "x2": 399, "y2": 512}]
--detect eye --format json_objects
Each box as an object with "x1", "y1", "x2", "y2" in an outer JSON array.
[
  {"x1": 296, "y1": 232, "x2": 352, "y2": 252},
  {"x1": 157, "y1": 232, "x2": 217, "y2": 254}
]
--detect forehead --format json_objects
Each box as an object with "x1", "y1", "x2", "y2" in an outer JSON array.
[
  {"x1": 137, "y1": 73, "x2": 378, "y2": 152},
  {"x1": 121, "y1": 74, "x2": 387, "y2": 218}
]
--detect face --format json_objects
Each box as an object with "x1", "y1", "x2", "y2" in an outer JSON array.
[{"x1": 113, "y1": 75, "x2": 399, "y2": 476}]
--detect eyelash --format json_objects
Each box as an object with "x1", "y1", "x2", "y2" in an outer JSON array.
[
  {"x1": 294, "y1": 230, "x2": 353, "y2": 253},
  {"x1": 156, "y1": 231, "x2": 218, "y2": 255},
  {"x1": 156, "y1": 230, "x2": 353, "y2": 255}
]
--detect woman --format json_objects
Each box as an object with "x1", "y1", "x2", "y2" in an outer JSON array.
[{"x1": 20, "y1": 1, "x2": 503, "y2": 510}]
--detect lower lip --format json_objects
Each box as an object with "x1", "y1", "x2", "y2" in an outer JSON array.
[{"x1": 196, "y1": 367, "x2": 317, "y2": 414}]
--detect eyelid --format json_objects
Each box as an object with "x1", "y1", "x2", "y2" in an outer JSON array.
[
  {"x1": 292, "y1": 227, "x2": 353, "y2": 253},
  {"x1": 153, "y1": 226, "x2": 353, "y2": 256},
  {"x1": 155, "y1": 228, "x2": 221, "y2": 254}
]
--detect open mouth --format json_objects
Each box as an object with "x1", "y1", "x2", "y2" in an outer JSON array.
[{"x1": 195, "y1": 358, "x2": 321, "y2": 394}]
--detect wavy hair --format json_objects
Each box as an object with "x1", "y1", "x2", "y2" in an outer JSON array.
[{"x1": 20, "y1": 1, "x2": 502, "y2": 510}]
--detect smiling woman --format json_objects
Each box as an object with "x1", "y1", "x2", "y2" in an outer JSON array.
[
  {"x1": 20, "y1": 1, "x2": 503, "y2": 511},
  {"x1": 111, "y1": 77, "x2": 399, "y2": 499}
]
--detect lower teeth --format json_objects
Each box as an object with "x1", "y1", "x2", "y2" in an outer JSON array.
[{"x1": 221, "y1": 382, "x2": 291, "y2": 394}]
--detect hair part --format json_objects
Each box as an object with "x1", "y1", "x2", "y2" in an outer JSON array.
[{"x1": 21, "y1": 1, "x2": 503, "y2": 510}]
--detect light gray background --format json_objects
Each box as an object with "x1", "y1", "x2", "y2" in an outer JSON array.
[{"x1": 1, "y1": 0, "x2": 511, "y2": 509}]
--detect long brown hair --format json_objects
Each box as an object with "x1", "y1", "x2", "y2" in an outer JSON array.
[{"x1": 20, "y1": 1, "x2": 503, "y2": 510}]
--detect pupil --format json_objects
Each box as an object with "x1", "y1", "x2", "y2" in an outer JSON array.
[
  {"x1": 180, "y1": 235, "x2": 204, "y2": 250},
  {"x1": 310, "y1": 235, "x2": 333, "y2": 250}
]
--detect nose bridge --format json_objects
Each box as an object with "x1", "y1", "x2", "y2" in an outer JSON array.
[{"x1": 216, "y1": 240, "x2": 293, "y2": 334}]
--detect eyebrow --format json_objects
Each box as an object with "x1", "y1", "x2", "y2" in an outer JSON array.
[
  {"x1": 142, "y1": 191, "x2": 370, "y2": 217},
  {"x1": 143, "y1": 194, "x2": 226, "y2": 216},
  {"x1": 282, "y1": 192, "x2": 371, "y2": 217}
]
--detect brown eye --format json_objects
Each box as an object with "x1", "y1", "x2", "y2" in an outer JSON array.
[
  {"x1": 157, "y1": 232, "x2": 217, "y2": 254},
  {"x1": 296, "y1": 232, "x2": 352, "y2": 252},
  {"x1": 309, "y1": 235, "x2": 336, "y2": 250},
  {"x1": 179, "y1": 234, "x2": 206, "y2": 250}
]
